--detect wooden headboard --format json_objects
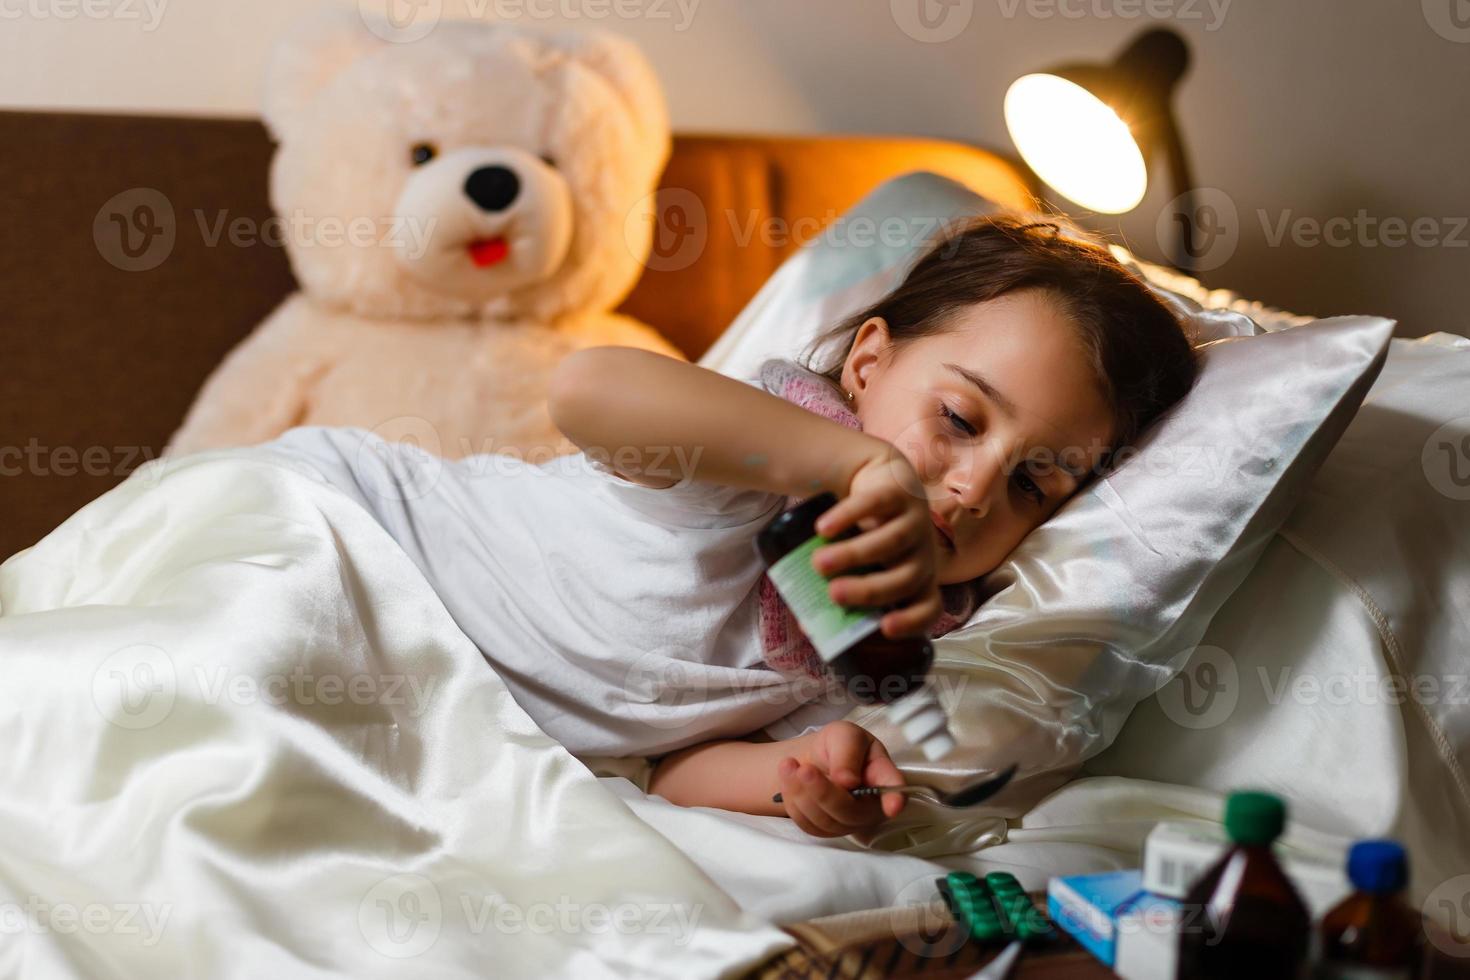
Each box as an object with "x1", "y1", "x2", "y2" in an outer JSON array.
[{"x1": 0, "y1": 111, "x2": 1037, "y2": 559}]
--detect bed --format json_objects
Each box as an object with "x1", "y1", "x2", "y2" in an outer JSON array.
[{"x1": 3, "y1": 111, "x2": 1468, "y2": 978}]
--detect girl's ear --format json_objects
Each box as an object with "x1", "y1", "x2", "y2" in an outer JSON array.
[
  {"x1": 843, "y1": 317, "x2": 891, "y2": 396},
  {"x1": 262, "y1": 10, "x2": 386, "y2": 143}
]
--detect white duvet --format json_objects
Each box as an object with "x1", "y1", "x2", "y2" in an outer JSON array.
[
  {"x1": 4, "y1": 336, "x2": 1466, "y2": 976},
  {"x1": 0, "y1": 451, "x2": 792, "y2": 979}
]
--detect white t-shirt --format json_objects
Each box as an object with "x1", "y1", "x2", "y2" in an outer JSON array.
[{"x1": 255, "y1": 425, "x2": 857, "y2": 759}]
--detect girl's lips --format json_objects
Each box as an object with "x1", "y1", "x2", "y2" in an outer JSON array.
[{"x1": 930, "y1": 511, "x2": 955, "y2": 550}]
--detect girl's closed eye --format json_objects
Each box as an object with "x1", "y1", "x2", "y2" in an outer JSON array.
[
  {"x1": 1013, "y1": 469, "x2": 1046, "y2": 506},
  {"x1": 940, "y1": 403, "x2": 976, "y2": 436}
]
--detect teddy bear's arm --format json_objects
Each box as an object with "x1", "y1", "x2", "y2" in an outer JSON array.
[{"x1": 166, "y1": 296, "x2": 328, "y2": 457}]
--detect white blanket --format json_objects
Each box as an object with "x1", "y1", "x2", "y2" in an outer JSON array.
[{"x1": 0, "y1": 451, "x2": 792, "y2": 979}]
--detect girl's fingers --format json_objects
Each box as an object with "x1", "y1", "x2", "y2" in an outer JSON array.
[
  {"x1": 863, "y1": 742, "x2": 909, "y2": 819},
  {"x1": 794, "y1": 762, "x2": 881, "y2": 831},
  {"x1": 813, "y1": 513, "x2": 922, "y2": 577},
  {"x1": 779, "y1": 762, "x2": 851, "y2": 837},
  {"x1": 815, "y1": 475, "x2": 909, "y2": 539},
  {"x1": 880, "y1": 590, "x2": 943, "y2": 639},
  {"x1": 829, "y1": 559, "x2": 932, "y2": 610},
  {"x1": 816, "y1": 723, "x2": 872, "y2": 790}
]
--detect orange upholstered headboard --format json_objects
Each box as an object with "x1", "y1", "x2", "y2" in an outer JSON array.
[{"x1": 619, "y1": 133, "x2": 1040, "y2": 360}]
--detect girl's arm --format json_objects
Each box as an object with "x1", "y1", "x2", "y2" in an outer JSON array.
[
  {"x1": 647, "y1": 722, "x2": 907, "y2": 838},
  {"x1": 547, "y1": 346, "x2": 893, "y2": 499}
]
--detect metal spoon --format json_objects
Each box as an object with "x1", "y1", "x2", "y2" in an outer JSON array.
[{"x1": 772, "y1": 763, "x2": 1018, "y2": 810}]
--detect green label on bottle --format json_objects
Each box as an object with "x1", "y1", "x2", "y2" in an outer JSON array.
[{"x1": 766, "y1": 534, "x2": 881, "y2": 663}]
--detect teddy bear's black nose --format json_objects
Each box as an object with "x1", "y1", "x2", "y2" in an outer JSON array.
[{"x1": 464, "y1": 166, "x2": 521, "y2": 213}]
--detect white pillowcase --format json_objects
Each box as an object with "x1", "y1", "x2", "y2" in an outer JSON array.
[{"x1": 699, "y1": 172, "x2": 1395, "y2": 854}]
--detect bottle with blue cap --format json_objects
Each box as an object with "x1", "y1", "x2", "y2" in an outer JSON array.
[{"x1": 1316, "y1": 839, "x2": 1423, "y2": 978}]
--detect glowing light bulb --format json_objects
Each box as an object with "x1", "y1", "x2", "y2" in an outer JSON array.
[{"x1": 1004, "y1": 73, "x2": 1148, "y2": 214}]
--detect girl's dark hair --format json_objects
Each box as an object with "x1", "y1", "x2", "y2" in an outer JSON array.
[{"x1": 799, "y1": 212, "x2": 1200, "y2": 469}]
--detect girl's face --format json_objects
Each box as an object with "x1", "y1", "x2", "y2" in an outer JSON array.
[{"x1": 840, "y1": 288, "x2": 1115, "y2": 585}]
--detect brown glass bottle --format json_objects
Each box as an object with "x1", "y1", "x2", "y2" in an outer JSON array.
[
  {"x1": 1315, "y1": 840, "x2": 1422, "y2": 979},
  {"x1": 755, "y1": 492, "x2": 933, "y2": 704},
  {"x1": 1176, "y1": 791, "x2": 1311, "y2": 980}
]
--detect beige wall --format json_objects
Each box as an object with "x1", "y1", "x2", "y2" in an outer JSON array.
[{"x1": 3, "y1": 0, "x2": 1466, "y2": 336}]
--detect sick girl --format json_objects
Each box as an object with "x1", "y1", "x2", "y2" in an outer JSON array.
[{"x1": 262, "y1": 213, "x2": 1199, "y2": 841}]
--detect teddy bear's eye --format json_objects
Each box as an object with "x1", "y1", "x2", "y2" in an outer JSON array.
[{"x1": 411, "y1": 143, "x2": 437, "y2": 167}]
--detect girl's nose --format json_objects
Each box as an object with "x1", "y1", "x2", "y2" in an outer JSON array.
[{"x1": 948, "y1": 446, "x2": 1005, "y2": 519}]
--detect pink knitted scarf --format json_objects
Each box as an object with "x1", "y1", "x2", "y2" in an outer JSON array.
[{"x1": 754, "y1": 358, "x2": 983, "y2": 679}]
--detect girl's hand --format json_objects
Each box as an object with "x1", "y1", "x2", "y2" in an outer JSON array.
[
  {"x1": 811, "y1": 448, "x2": 943, "y2": 639},
  {"x1": 777, "y1": 722, "x2": 906, "y2": 841}
]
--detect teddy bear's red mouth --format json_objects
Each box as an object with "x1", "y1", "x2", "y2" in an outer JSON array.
[{"x1": 467, "y1": 237, "x2": 510, "y2": 268}]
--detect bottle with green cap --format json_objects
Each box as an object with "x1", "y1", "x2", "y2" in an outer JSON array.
[
  {"x1": 1315, "y1": 839, "x2": 1423, "y2": 978},
  {"x1": 1175, "y1": 790, "x2": 1311, "y2": 979}
]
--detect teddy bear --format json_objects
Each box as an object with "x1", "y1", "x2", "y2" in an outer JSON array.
[{"x1": 167, "y1": 12, "x2": 683, "y2": 463}]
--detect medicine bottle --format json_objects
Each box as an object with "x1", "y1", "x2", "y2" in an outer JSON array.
[
  {"x1": 756, "y1": 491, "x2": 954, "y2": 761},
  {"x1": 1175, "y1": 791, "x2": 1311, "y2": 979},
  {"x1": 1316, "y1": 840, "x2": 1422, "y2": 979}
]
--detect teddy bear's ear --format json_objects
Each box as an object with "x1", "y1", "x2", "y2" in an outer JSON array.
[
  {"x1": 262, "y1": 10, "x2": 387, "y2": 142},
  {"x1": 553, "y1": 31, "x2": 672, "y2": 182}
]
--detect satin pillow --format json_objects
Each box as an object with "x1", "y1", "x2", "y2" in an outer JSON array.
[{"x1": 698, "y1": 172, "x2": 1395, "y2": 851}]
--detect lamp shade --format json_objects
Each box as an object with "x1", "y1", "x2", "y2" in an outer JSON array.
[{"x1": 1004, "y1": 29, "x2": 1191, "y2": 216}]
